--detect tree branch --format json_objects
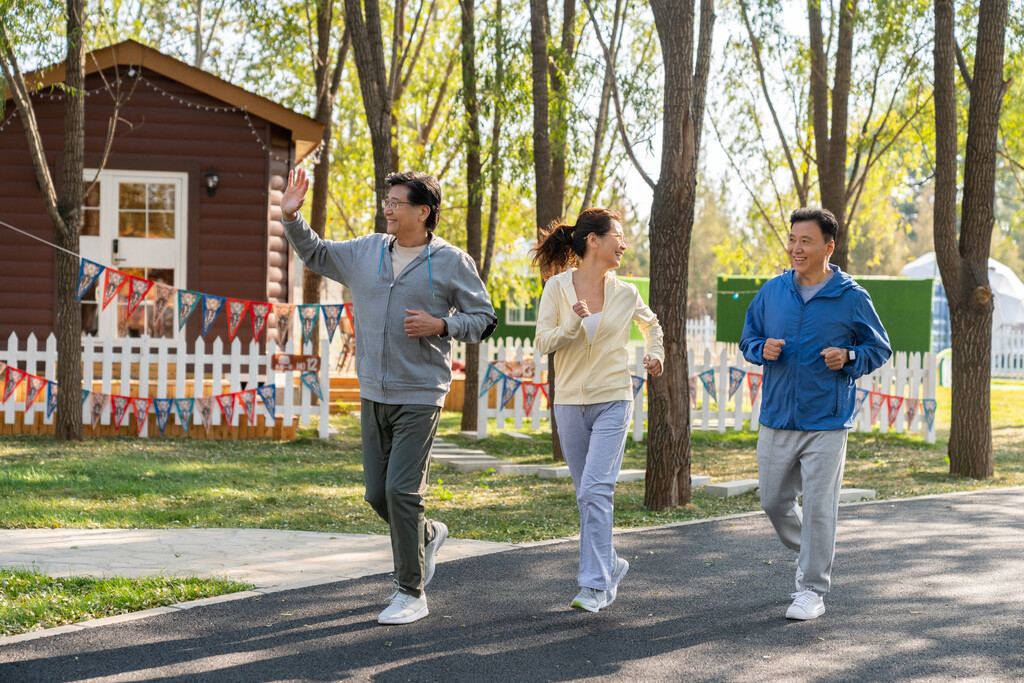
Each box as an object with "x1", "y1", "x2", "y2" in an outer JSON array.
[{"x1": 954, "y1": 37, "x2": 973, "y2": 91}]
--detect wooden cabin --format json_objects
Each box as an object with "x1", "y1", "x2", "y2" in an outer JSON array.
[{"x1": 0, "y1": 40, "x2": 323, "y2": 344}]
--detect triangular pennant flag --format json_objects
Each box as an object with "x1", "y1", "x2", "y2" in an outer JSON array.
[
  {"x1": 746, "y1": 372, "x2": 763, "y2": 404},
  {"x1": 689, "y1": 376, "x2": 698, "y2": 406},
  {"x1": 631, "y1": 374, "x2": 645, "y2": 398},
  {"x1": 256, "y1": 384, "x2": 276, "y2": 419},
  {"x1": 153, "y1": 398, "x2": 173, "y2": 436},
  {"x1": 479, "y1": 363, "x2": 504, "y2": 397},
  {"x1": 177, "y1": 290, "x2": 201, "y2": 331},
  {"x1": 82, "y1": 388, "x2": 90, "y2": 406},
  {"x1": 46, "y1": 381, "x2": 58, "y2": 418},
  {"x1": 500, "y1": 376, "x2": 521, "y2": 409},
  {"x1": 868, "y1": 392, "x2": 885, "y2": 424},
  {"x1": 886, "y1": 395, "x2": 904, "y2": 425},
  {"x1": 344, "y1": 303, "x2": 355, "y2": 331},
  {"x1": 201, "y1": 295, "x2": 226, "y2": 337},
  {"x1": 238, "y1": 389, "x2": 256, "y2": 425},
  {"x1": 111, "y1": 395, "x2": 131, "y2": 429},
  {"x1": 698, "y1": 369, "x2": 716, "y2": 400},
  {"x1": 24, "y1": 375, "x2": 46, "y2": 409},
  {"x1": 273, "y1": 304, "x2": 296, "y2": 346},
  {"x1": 321, "y1": 305, "x2": 343, "y2": 343},
  {"x1": 90, "y1": 392, "x2": 108, "y2": 430},
  {"x1": 196, "y1": 396, "x2": 214, "y2": 433},
  {"x1": 125, "y1": 276, "x2": 154, "y2": 318},
  {"x1": 3, "y1": 366, "x2": 26, "y2": 404},
  {"x1": 132, "y1": 397, "x2": 153, "y2": 436},
  {"x1": 101, "y1": 269, "x2": 127, "y2": 310},
  {"x1": 853, "y1": 388, "x2": 870, "y2": 417},
  {"x1": 905, "y1": 398, "x2": 919, "y2": 424},
  {"x1": 226, "y1": 299, "x2": 249, "y2": 342},
  {"x1": 301, "y1": 371, "x2": 323, "y2": 401},
  {"x1": 299, "y1": 304, "x2": 320, "y2": 345},
  {"x1": 76, "y1": 259, "x2": 104, "y2": 300},
  {"x1": 174, "y1": 398, "x2": 195, "y2": 435},
  {"x1": 522, "y1": 382, "x2": 541, "y2": 417},
  {"x1": 250, "y1": 302, "x2": 272, "y2": 342},
  {"x1": 922, "y1": 399, "x2": 937, "y2": 430},
  {"x1": 151, "y1": 284, "x2": 176, "y2": 337},
  {"x1": 727, "y1": 367, "x2": 746, "y2": 400},
  {"x1": 216, "y1": 393, "x2": 237, "y2": 428}
]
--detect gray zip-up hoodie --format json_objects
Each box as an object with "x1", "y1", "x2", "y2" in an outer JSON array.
[{"x1": 282, "y1": 213, "x2": 497, "y2": 407}]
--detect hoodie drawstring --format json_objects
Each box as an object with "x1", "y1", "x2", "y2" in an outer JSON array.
[{"x1": 379, "y1": 236, "x2": 435, "y2": 297}]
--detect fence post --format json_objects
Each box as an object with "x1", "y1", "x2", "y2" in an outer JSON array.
[
  {"x1": 319, "y1": 335, "x2": 330, "y2": 439},
  {"x1": 477, "y1": 340, "x2": 488, "y2": 439}
]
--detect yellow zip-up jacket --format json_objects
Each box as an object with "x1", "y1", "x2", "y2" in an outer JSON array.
[{"x1": 535, "y1": 270, "x2": 665, "y2": 405}]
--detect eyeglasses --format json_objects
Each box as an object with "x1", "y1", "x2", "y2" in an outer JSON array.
[{"x1": 381, "y1": 198, "x2": 416, "y2": 210}]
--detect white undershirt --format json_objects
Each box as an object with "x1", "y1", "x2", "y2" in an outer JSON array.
[
  {"x1": 582, "y1": 311, "x2": 603, "y2": 341},
  {"x1": 391, "y1": 242, "x2": 426, "y2": 280}
]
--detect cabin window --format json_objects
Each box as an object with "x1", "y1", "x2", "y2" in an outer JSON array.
[
  {"x1": 506, "y1": 299, "x2": 539, "y2": 326},
  {"x1": 79, "y1": 169, "x2": 188, "y2": 338}
]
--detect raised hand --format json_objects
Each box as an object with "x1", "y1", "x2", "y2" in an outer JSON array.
[
  {"x1": 282, "y1": 168, "x2": 309, "y2": 221},
  {"x1": 763, "y1": 338, "x2": 786, "y2": 361}
]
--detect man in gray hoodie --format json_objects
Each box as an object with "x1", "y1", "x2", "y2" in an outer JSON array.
[{"x1": 281, "y1": 168, "x2": 496, "y2": 625}]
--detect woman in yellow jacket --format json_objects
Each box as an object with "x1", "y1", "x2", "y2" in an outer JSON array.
[{"x1": 533, "y1": 208, "x2": 664, "y2": 612}]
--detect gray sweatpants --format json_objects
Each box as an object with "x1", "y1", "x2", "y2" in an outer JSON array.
[
  {"x1": 361, "y1": 399, "x2": 441, "y2": 598},
  {"x1": 757, "y1": 425, "x2": 849, "y2": 594},
  {"x1": 554, "y1": 400, "x2": 633, "y2": 591}
]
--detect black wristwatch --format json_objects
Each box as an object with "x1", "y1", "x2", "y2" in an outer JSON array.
[{"x1": 440, "y1": 319, "x2": 449, "y2": 338}]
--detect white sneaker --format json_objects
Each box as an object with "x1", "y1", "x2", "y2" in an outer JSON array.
[
  {"x1": 570, "y1": 587, "x2": 608, "y2": 613},
  {"x1": 786, "y1": 589, "x2": 825, "y2": 620},
  {"x1": 605, "y1": 558, "x2": 630, "y2": 607},
  {"x1": 378, "y1": 591, "x2": 429, "y2": 624},
  {"x1": 424, "y1": 520, "x2": 448, "y2": 587},
  {"x1": 795, "y1": 562, "x2": 804, "y2": 592}
]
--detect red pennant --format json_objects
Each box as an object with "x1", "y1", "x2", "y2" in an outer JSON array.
[
  {"x1": 344, "y1": 302, "x2": 355, "y2": 332},
  {"x1": 132, "y1": 397, "x2": 153, "y2": 436},
  {"x1": 3, "y1": 366, "x2": 26, "y2": 403},
  {"x1": 868, "y1": 392, "x2": 885, "y2": 424},
  {"x1": 102, "y1": 269, "x2": 128, "y2": 310},
  {"x1": 216, "y1": 393, "x2": 237, "y2": 429},
  {"x1": 111, "y1": 395, "x2": 131, "y2": 429},
  {"x1": 886, "y1": 395, "x2": 904, "y2": 426},
  {"x1": 24, "y1": 374, "x2": 47, "y2": 408},
  {"x1": 125, "y1": 276, "x2": 154, "y2": 317}
]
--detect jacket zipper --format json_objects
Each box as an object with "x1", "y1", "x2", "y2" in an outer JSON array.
[{"x1": 794, "y1": 292, "x2": 805, "y2": 421}]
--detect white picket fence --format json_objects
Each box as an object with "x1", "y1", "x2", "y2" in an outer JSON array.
[
  {"x1": 992, "y1": 326, "x2": 1024, "y2": 379},
  {"x1": 476, "y1": 339, "x2": 937, "y2": 443},
  {"x1": 1, "y1": 333, "x2": 330, "y2": 438}
]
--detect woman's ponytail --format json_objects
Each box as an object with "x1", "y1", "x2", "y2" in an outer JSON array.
[{"x1": 532, "y1": 221, "x2": 577, "y2": 278}]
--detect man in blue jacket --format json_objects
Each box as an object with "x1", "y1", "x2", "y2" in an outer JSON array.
[
  {"x1": 740, "y1": 207, "x2": 891, "y2": 621},
  {"x1": 280, "y1": 168, "x2": 496, "y2": 625}
]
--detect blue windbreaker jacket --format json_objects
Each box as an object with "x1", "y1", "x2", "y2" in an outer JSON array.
[{"x1": 739, "y1": 264, "x2": 892, "y2": 431}]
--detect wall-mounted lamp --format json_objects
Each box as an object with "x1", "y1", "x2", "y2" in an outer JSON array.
[{"x1": 204, "y1": 168, "x2": 220, "y2": 197}]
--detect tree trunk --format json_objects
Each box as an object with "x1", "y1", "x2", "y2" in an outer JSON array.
[
  {"x1": 459, "y1": 0, "x2": 484, "y2": 432},
  {"x1": 56, "y1": 0, "x2": 87, "y2": 441},
  {"x1": 344, "y1": 0, "x2": 392, "y2": 234},
  {"x1": 933, "y1": 0, "x2": 1007, "y2": 480},
  {"x1": 645, "y1": 0, "x2": 714, "y2": 510},
  {"x1": 529, "y1": 0, "x2": 554, "y2": 233},
  {"x1": 548, "y1": 0, "x2": 575, "y2": 220},
  {"x1": 808, "y1": 0, "x2": 856, "y2": 271}
]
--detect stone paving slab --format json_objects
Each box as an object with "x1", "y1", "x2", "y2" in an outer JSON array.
[
  {"x1": 839, "y1": 488, "x2": 877, "y2": 502},
  {"x1": 493, "y1": 464, "x2": 543, "y2": 475},
  {"x1": 0, "y1": 529, "x2": 515, "y2": 590},
  {"x1": 705, "y1": 478, "x2": 760, "y2": 497},
  {"x1": 446, "y1": 459, "x2": 517, "y2": 473}
]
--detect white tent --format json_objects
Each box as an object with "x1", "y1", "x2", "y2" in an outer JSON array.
[{"x1": 901, "y1": 252, "x2": 1024, "y2": 329}]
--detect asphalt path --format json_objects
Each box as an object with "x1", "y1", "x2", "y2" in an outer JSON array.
[{"x1": 2, "y1": 488, "x2": 1022, "y2": 682}]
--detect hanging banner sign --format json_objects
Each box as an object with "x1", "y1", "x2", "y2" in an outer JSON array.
[
  {"x1": 112, "y1": 395, "x2": 131, "y2": 429},
  {"x1": 126, "y1": 276, "x2": 153, "y2": 317},
  {"x1": 522, "y1": 382, "x2": 541, "y2": 416},
  {"x1": 238, "y1": 389, "x2": 256, "y2": 425},
  {"x1": 344, "y1": 302, "x2": 355, "y2": 331},
  {"x1": 698, "y1": 369, "x2": 716, "y2": 400},
  {"x1": 90, "y1": 392, "x2": 108, "y2": 430},
  {"x1": 301, "y1": 371, "x2": 323, "y2": 401},
  {"x1": 151, "y1": 284, "x2": 175, "y2": 337},
  {"x1": 3, "y1": 366, "x2": 26, "y2": 404},
  {"x1": 174, "y1": 398, "x2": 195, "y2": 435},
  {"x1": 922, "y1": 398, "x2": 937, "y2": 430},
  {"x1": 868, "y1": 391, "x2": 885, "y2": 424},
  {"x1": 250, "y1": 302, "x2": 272, "y2": 343},
  {"x1": 216, "y1": 394, "x2": 237, "y2": 428},
  {"x1": 273, "y1": 354, "x2": 320, "y2": 373},
  {"x1": 24, "y1": 375, "x2": 46, "y2": 409},
  {"x1": 76, "y1": 259, "x2": 104, "y2": 300},
  {"x1": 689, "y1": 376, "x2": 698, "y2": 407},
  {"x1": 500, "y1": 375, "x2": 522, "y2": 410},
  {"x1": 853, "y1": 388, "x2": 870, "y2": 417},
  {"x1": 82, "y1": 388, "x2": 90, "y2": 406},
  {"x1": 274, "y1": 304, "x2": 296, "y2": 346},
  {"x1": 196, "y1": 396, "x2": 214, "y2": 433},
  {"x1": 631, "y1": 374, "x2": 645, "y2": 398},
  {"x1": 727, "y1": 367, "x2": 746, "y2": 400},
  {"x1": 479, "y1": 364, "x2": 503, "y2": 397},
  {"x1": 101, "y1": 269, "x2": 127, "y2": 310},
  {"x1": 201, "y1": 295, "x2": 226, "y2": 337},
  {"x1": 905, "y1": 398, "x2": 919, "y2": 424}
]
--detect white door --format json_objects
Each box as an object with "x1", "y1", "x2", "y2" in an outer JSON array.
[{"x1": 80, "y1": 170, "x2": 189, "y2": 338}]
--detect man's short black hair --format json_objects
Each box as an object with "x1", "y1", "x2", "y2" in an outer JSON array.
[
  {"x1": 790, "y1": 207, "x2": 838, "y2": 242},
  {"x1": 386, "y1": 171, "x2": 442, "y2": 231}
]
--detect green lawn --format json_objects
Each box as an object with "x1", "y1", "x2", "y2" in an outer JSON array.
[{"x1": 0, "y1": 384, "x2": 1020, "y2": 637}]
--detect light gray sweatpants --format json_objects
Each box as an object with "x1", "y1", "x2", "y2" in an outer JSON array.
[
  {"x1": 554, "y1": 400, "x2": 633, "y2": 591},
  {"x1": 757, "y1": 426, "x2": 849, "y2": 594}
]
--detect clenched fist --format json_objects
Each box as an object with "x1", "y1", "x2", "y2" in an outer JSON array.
[{"x1": 763, "y1": 338, "x2": 786, "y2": 361}]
